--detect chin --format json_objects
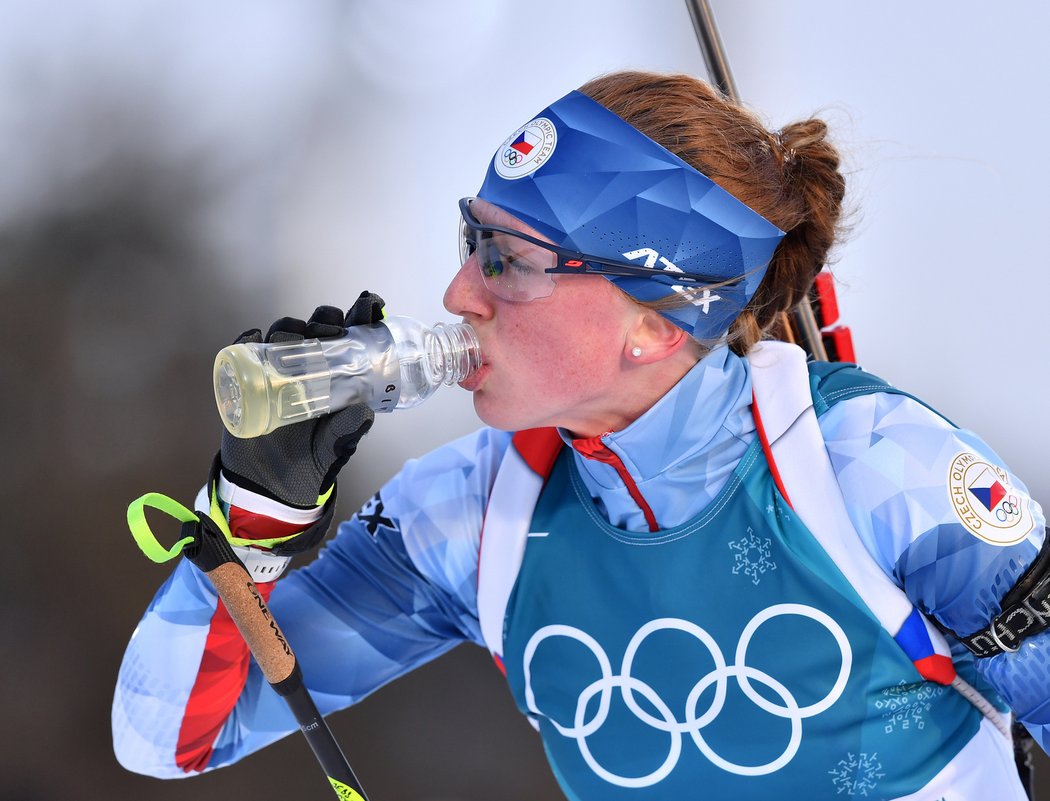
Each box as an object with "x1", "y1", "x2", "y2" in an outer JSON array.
[
  {"x1": 473, "y1": 392, "x2": 542, "y2": 432},
  {"x1": 473, "y1": 399, "x2": 517, "y2": 432}
]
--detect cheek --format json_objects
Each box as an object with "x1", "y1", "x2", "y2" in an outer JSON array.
[
  {"x1": 472, "y1": 277, "x2": 635, "y2": 428},
  {"x1": 504, "y1": 308, "x2": 622, "y2": 393}
]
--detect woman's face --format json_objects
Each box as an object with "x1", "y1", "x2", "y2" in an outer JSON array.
[{"x1": 443, "y1": 200, "x2": 645, "y2": 436}]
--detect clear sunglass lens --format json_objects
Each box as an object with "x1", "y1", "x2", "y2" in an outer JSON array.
[
  {"x1": 478, "y1": 233, "x2": 557, "y2": 302},
  {"x1": 458, "y1": 220, "x2": 475, "y2": 264},
  {"x1": 460, "y1": 204, "x2": 558, "y2": 302}
]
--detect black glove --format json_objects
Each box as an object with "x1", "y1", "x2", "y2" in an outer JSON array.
[{"x1": 219, "y1": 291, "x2": 385, "y2": 520}]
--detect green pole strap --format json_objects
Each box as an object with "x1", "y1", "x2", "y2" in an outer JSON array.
[
  {"x1": 127, "y1": 492, "x2": 200, "y2": 563},
  {"x1": 129, "y1": 487, "x2": 304, "y2": 559},
  {"x1": 208, "y1": 481, "x2": 235, "y2": 540}
]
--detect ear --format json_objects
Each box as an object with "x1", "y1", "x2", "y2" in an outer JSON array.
[{"x1": 625, "y1": 310, "x2": 690, "y2": 364}]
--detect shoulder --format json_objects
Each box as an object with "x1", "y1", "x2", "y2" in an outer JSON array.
[
  {"x1": 814, "y1": 367, "x2": 1000, "y2": 503},
  {"x1": 816, "y1": 379, "x2": 1042, "y2": 577},
  {"x1": 808, "y1": 360, "x2": 951, "y2": 423}
]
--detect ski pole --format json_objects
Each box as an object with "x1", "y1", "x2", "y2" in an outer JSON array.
[
  {"x1": 683, "y1": 0, "x2": 831, "y2": 361},
  {"x1": 127, "y1": 492, "x2": 370, "y2": 801}
]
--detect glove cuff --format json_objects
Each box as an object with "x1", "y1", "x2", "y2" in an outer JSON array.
[
  {"x1": 197, "y1": 452, "x2": 338, "y2": 561},
  {"x1": 190, "y1": 478, "x2": 297, "y2": 581},
  {"x1": 219, "y1": 464, "x2": 322, "y2": 511},
  {"x1": 217, "y1": 470, "x2": 326, "y2": 530},
  {"x1": 270, "y1": 490, "x2": 337, "y2": 556}
]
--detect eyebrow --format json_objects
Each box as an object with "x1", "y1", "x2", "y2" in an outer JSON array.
[
  {"x1": 473, "y1": 201, "x2": 550, "y2": 242},
  {"x1": 475, "y1": 203, "x2": 517, "y2": 228},
  {"x1": 494, "y1": 235, "x2": 542, "y2": 261}
]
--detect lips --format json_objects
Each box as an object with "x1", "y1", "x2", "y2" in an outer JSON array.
[{"x1": 458, "y1": 362, "x2": 490, "y2": 392}]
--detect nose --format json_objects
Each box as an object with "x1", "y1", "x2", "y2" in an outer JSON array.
[{"x1": 443, "y1": 254, "x2": 493, "y2": 320}]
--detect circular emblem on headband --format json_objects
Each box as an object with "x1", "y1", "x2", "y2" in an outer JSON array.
[{"x1": 494, "y1": 117, "x2": 557, "y2": 180}]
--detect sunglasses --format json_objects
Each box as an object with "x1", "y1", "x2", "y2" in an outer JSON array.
[{"x1": 458, "y1": 197, "x2": 733, "y2": 302}]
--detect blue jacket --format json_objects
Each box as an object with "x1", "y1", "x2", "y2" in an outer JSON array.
[{"x1": 113, "y1": 345, "x2": 1046, "y2": 796}]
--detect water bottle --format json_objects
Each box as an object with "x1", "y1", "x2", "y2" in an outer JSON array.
[{"x1": 213, "y1": 316, "x2": 481, "y2": 438}]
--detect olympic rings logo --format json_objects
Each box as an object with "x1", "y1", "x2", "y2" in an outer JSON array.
[
  {"x1": 503, "y1": 148, "x2": 522, "y2": 166},
  {"x1": 523, "y1": 604, "x2": 852, "y2": 787},
  {"x1": 996, "y1": 495, "x2": 1022, "y2": 523}
]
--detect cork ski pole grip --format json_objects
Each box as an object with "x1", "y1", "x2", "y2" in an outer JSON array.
[{"x1": 204, "y1": 561, "x2": 297, "y2": 685}]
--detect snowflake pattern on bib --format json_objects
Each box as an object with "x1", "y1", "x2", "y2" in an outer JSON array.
[{"x1": 729, "y1": 526, "x2": 777, "y2": 585}]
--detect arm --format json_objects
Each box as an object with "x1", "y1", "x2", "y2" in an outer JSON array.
[
  {"x1": 113, "y1": 425, "x2": 511, "y2": 777},
  {"x1": 820, "y1": 391, "x2": 1049, "y2": 744}
]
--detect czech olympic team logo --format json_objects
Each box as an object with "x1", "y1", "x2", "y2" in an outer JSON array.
[
  {"x1": 948, "y1": 452, "x2": 1034, "y2": 545},
  {"x1": 494, "y1": 117, "x2": 557, "y2": 180},
  {"x1": 523, "y1": 605, "x2": 851, "y2": 788}
]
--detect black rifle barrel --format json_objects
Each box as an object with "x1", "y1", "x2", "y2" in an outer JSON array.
[
  {"x1": 682, "y1": 0, "x2": 830, "y2": 361},
  {"x1": 684, "y1": 0, "x2": 739, "y2": 100}
]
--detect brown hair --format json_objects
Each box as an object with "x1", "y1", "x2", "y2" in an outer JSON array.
[{"x1": 578, "y1": 71, "x2": 846, "y2": 354}]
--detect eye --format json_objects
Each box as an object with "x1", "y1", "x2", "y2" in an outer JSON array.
[
  {"x1": 504, "y1": 253, "x2": 535, "y2": 276},
  {"x1": 496, "y1": 237, "x2": 544, "y2": 277}
]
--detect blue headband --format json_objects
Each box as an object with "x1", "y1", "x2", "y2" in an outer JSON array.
[{"x1": 477, "y1": 90, "x2": 786, "y2": 338}]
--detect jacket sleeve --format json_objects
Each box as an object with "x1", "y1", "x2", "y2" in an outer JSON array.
[
  {"x1": 112, "y1": 426, "x2": 512, "y2": 777},
  {"x1": 820, "y1": 391, "x2": 1049, "y2": 748}
]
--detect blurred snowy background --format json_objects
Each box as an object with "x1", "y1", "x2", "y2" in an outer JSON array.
[{"x1": 2, "y1": 1, "x2": 1046, "y2": 799}]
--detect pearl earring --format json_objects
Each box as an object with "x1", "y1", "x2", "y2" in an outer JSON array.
[{"x1": 631, "y1": 347, "x2": 643, "y2": 357}]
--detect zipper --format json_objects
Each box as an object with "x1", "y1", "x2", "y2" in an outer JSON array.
[{"x1": 572, "y1": 433, "x2": 659, "y2": 533}]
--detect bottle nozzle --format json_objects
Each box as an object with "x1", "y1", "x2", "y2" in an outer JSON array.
[{"x1": 430, "y1": 322, "x2": 482, "y2": 385}]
